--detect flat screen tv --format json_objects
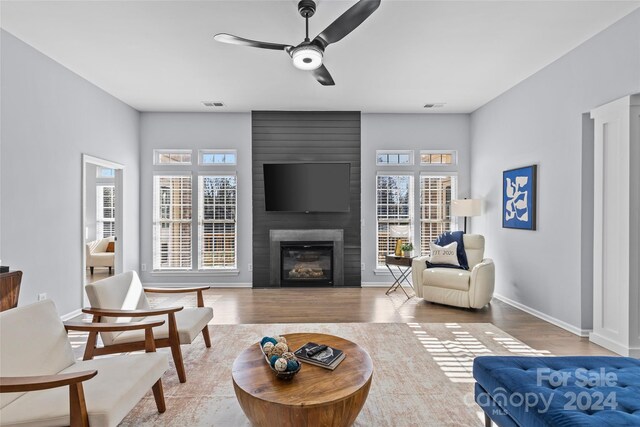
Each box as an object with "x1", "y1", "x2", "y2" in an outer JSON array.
[{"x1": 263, "y1": 163, "x2": 351, "y2": 212}]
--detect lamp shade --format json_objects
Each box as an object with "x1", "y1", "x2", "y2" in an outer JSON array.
[
  {"x1": 389, "y1": 224, "x2": 410, "y2": 238},
  {"x1": 451, "y1": 199, "x2": 482, "y2": 217}
]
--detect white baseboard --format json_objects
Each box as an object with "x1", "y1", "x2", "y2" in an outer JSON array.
[
  {"x1": 493, "y1": 293, "x2": 591, "y2": 337},
  {"x1": 60, "y1": 308, "x2": 83, "y2": 321},
  {"x1": 589, "y1": 332, "x2": 640, "y2": 357},
  {"x1": 361, "y1": 282, "x2": 392, "y2": 287},
  {"x1": 142, "y1": 282, "x2": 252, "y2": 288}
]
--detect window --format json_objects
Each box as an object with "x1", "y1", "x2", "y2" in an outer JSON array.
[
  {"x1": 154, "y1": 149, "x2": 192, "y2": 165},
  {"x1": 420, "y1": 175, "x2": 456, "y2": 255},
  {"x1": 420, "y1": 151, "x2": 456, "y2": 165},
  {"x1": 376, "y1": 150, "x2": 414, "y2": 166},
  {"x1": 153, "y1": 175, "x2": 192, "y2": 270},
  {"x1": 152, "y1": 147, "x2": 239, "y2": 273},
  {"x1": 97, "y1": 185, "x2": 115, "y2": 238},
  {"x1": 376, "y1": 175, "x2": 413, "y2": 267},
  {"x1": 199, "y1": 150, "x2": 237, "y2": 165},
  {"x1": 199, "y1": 176, "x2": 237, "y2": 269},
  {"x1": 96, "y1": 167, "x2": 115, "y2": 178}
]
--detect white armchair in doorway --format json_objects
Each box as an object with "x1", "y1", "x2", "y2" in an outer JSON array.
[
  {"x1": 411, "y1": 234, "x2": 495, "y2": 309},
  {"x1": 86, "y1": 237, "x2": 115, "y2": 275}
]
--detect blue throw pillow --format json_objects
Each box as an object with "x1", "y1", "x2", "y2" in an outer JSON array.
[{"x1": 432, "y1": 231, "x2": 469, "y2": 270}]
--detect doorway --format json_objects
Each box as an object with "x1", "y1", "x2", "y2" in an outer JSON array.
[{"x1": 81, "y1": 155, "x2": 124, "y2": 304}]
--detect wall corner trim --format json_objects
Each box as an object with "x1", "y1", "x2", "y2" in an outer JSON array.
[{"x1": 493, "y1": 293, "x2": 591, "y2": 337}]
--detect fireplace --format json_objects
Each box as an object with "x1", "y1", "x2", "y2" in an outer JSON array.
[
  {"x1": 281, "y1": 242, "x2": 333, "y2": 286},
  {"x1": 269, "y1": 229, "x2": 344, "y2": 287}
]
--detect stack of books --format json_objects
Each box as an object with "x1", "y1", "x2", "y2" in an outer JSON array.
[{"x1": 294, "y1": 342, "x2": 346, "y2": 370}]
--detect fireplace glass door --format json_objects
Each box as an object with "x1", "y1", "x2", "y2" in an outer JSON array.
[{"x1": 280, "y1": 242, "x2": 333, "y2": 286}]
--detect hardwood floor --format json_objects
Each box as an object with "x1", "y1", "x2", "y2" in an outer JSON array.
[
  {"x1": 143, "y1": 287, "x2": 612, "y2": 357},
  {"x1": 84, "y1": 269, "x2": 112, "y2": 285}
]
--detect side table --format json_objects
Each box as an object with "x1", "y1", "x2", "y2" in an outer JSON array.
[{"x1": 384, "y1": 255, "x2": 414, "y2": 298}]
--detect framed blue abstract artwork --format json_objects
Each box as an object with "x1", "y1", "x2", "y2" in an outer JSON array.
[{"x1": 503, "y1": 165, "x2": 537, "y2": 230}]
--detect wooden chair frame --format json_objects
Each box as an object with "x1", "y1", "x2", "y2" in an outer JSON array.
[
  {"x1": 0, "y1": 319, "x2": 166, "y2": 427},
  {"x1": 82, "y1": 285, "x2": 211, "y2": 383}
]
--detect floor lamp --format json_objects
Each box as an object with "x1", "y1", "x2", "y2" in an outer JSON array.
[{"x1": 451, "y1": 199, "x2": 482, "y2": 233}]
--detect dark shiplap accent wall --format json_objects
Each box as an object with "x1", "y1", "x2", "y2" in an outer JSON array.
[{"x1": 252, "y1": 111, "x2": 361, "y2": 287}]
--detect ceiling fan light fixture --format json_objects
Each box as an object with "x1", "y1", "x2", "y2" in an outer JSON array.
[{"x1": 291, "y1": 45, "x2": 323, "y2": 70}]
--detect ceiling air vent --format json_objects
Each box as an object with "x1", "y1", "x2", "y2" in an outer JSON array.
[
  {"x1": 202, "y1": 101, "x2": 225, "y2": 107},
  {"x1": 423, "y1": 103, "x2": 446, "y2": 109}
]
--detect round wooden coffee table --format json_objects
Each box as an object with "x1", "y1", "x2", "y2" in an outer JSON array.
[{"x1": 232, "y1": 333, "x2": 373, "y2": 427}]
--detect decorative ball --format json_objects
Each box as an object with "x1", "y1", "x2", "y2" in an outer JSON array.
[
  {"x1": 273, "y1": 342, "x2": 289, "y2": 356},
  {"x1": 276, "y1": 336, "x2": 287, "y2": 344},
  {"x1": 286, "y1": 360, "x2": 300, "y2": 372},
  {"x1": 274, "y1": 357, "x2": 288, "y2": 372},
  {"x1": 262, "y1": 342, "x2": 275, "y2": 355},
  {"x1": 269, "y1": 355, "x2": 279, "y2": 368},
  {"x1": 261, "y1": 337, "x2": 278, "y2": 347},
  {"x1": 281, "y1": 351, "x2": 296, "y2": 360}
]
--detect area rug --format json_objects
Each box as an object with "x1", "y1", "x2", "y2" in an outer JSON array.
[{"x1": 120, "y1": 323, "x2": 550, "y2": 426}]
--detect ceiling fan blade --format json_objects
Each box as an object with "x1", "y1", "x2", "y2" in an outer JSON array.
[
  {"x1": 313, "y1": 0, "x2": 381, "y2": 48},
  {"x1": 311, "y1": 64, "x2": 335, "y2": 86},
  {"x1": 214, "y1": 33, "x2": 292, "y2": 51}
]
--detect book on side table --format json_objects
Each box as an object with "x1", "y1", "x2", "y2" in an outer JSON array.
[{"x1": 294, "y1": 342, "x2": 346, "y2": 370}]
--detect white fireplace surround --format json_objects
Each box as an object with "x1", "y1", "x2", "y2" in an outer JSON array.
[{"x1": 269, "y1": 229, "x2": 344, "y2": 287}]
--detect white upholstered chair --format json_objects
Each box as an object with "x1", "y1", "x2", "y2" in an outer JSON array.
[
  {"x1": 0, "y1": 299, "x2": 168, "y2": 427},
  {"x1": 85, "y1": 237, "x2": 115, "y2": 275},
  {"x1": 411, "y1": 234, "x2": 495, "y2": 309},
  {"x1": 84, "y1": 271, "x2": 213, "y2": 383}
]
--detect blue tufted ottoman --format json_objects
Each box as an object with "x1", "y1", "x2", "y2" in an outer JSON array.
[{"x1": 473, "y1": 356, "x2": 640, "y2": 426}]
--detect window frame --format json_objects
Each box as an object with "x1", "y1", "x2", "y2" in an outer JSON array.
[
  {"x1": 197, "y1": 173, "x2": 238, "y2": 270},
  {"x1": 419, "y1": 150, "x2": 457, "y2": 166},
  {"x1": 376, "y1": 150, "x2": 415, "y2": 166},
  {"x1": 96, "y1": 185, "x2": 115, "y2": 239},
  {"x1": 419, "y1": 172, "x2": 458, "y2": 256},
  {"x1": 198, "y1": 149, "x2": 238, "y2": 166},
  {"x1": 153, "y1": 149, "x2": 193, "y2": 166},
  {"x1": 375, "y1": 172, "x2": 414, "y2": 268},
  {"x1": 96, "y1": 167, "x2": 115, "y2": 178},
  {"x1": 152, "y1": 173, "x2": 193, "y2": 271}
]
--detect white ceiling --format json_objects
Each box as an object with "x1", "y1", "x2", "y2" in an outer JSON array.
[{"x1": 1, "y1": 1, "x2": 639, "y2": 113}]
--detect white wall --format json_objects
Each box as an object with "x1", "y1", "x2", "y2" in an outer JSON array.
[
  {"x1": 361, "y1": 114, "x2": 471, "y2": 284},
  {"x1": 139, "y1": 112, "x2": 252, "y2": 285},
  {"x1": 0, "y1": 31, "x2": 141, "y2": 316},
  {"x1": 469, "y1": 9, "x2": 640, "y2": 332}
]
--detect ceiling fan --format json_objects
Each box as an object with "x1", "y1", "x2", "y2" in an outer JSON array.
[{"x1": 214, "y1": 0, "x2": 381, "y2": 86}]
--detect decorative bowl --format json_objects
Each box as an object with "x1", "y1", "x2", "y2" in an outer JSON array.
[{"x1": 260, "y1": 346, "x2": 301, "y2": 380}]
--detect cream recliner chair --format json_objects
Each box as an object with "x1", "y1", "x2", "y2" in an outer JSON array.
[{"x1": 411, "y1": 234, "x2": 495, "y2": 309}]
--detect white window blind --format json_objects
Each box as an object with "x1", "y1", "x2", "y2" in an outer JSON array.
[
  {"x1": 153, "y1": 176, "x2": 192, "y2": 270},
  {"x1": 420, "y1": 175, "x2": 456, "y2": 255},
  {"x1": 96, "y1": 185, "x2": 115, "y2": 238},
  {"x1": 376, "y1": 175, "x2": 413, "y2": 267},
  {"x1": 198, "y1": 176, "x2": 237, "y2": 269}
]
